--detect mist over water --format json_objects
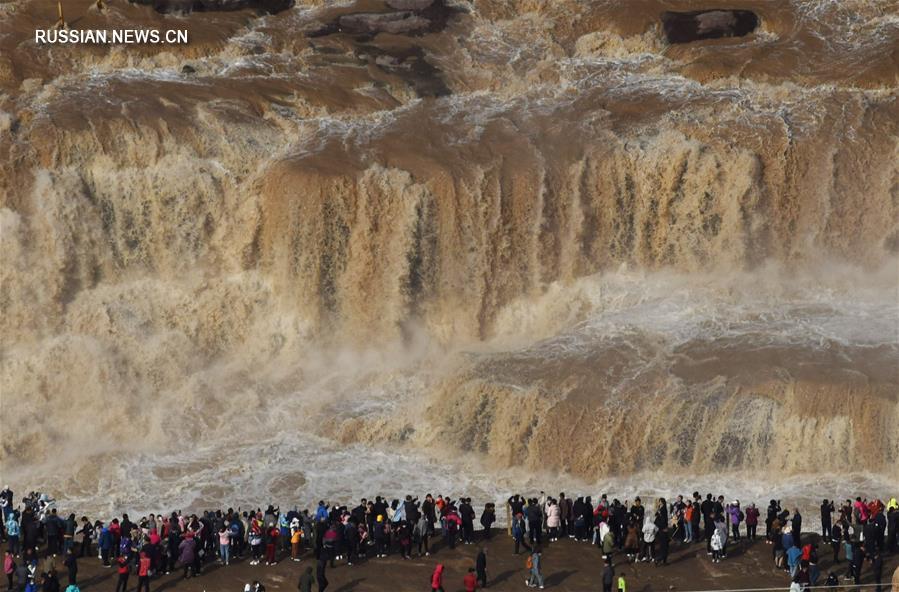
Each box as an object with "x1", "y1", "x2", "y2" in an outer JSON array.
[{"x1": 1, "y1": 0, "x2": 897, "y2": 515}]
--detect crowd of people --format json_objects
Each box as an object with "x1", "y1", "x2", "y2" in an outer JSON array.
[{"x1": 0, "y1": 485, "x2": 896, "y2": 592}]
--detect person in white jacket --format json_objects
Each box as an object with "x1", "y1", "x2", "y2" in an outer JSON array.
[
  {"x1": 711, "y1": 528, "x2": 724, "y2": 563},
  {"x1": 641, "y1": 515, "x2": 657, "y2": 562},
  {"x1": 714, "y1": 515, "x2": 729, "y2": 559}
]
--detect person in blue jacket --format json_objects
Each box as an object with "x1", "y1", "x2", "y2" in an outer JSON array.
[
  {"x1": 314, "y1": 502, "x2": 329, "y2": 523},
  {"x1": 786, "y1": 543, "x2": 803, "y2": 579},
  {"x1": 98, "y1": 524, "x2": 113, "y2": 567},
  {"x1": 5, "y1": 514, "x2": 19, "y2": 556}
]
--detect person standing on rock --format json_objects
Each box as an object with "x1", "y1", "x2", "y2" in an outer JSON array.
[
  {"x1": 297, "y1": 565, "x2": 314, "y2": 592},
  {"x1": 870, "y1": 551, "x2": 884, "y2": 592},
  {"x1": 463, "y1": 567, "x2": 478, "y2": 592},
  {"x1": 559, "y1": 494, "x2": 570, "y2": 538},
  {"x1": 765, "y1": 500, "x2": 779, "y2": 543},
  {"x1": 683, "y1": 502, "x2": 694, "y2": 543},
  {"x1": 640, "y1": 514, "x2": 656, "y2": 562},
  {"x1": 415, "y1": 512, "x2": 430, "y2": 557},
  {"x1": 476, "y1": 548, "x2": 487, "y2": 587},
  {"x1": 583, "y1": 497, "x2": 594, "y2": 544},
  {"x1": 178, "y1": 532, "x2": 196, "y2": 578},
  {"x1": 77, "y1": 518, "x2": 92, "y2": 558},
  {"x1": 849, "y1": 541, "x2": 863, "y2": 585},
  {"x1": 546, "y1": 500, "x2": 560, "y2": 542},
  {"x1": 792, "y1": 508, "x2": 803, "y2": 548},
  {"x1": 62, "y1": 549, "x2": 76, "y2": 586},
  {"x1": 726, "y1": 501, "x2": 742, "y2": 541},
  {"x1": 5, "y1": 513, "x2": 19, "y2": 557},
  {"x1": 114, "y1": 555, "x2": 129, "y2": 592},
  {"x1": 602, "y1": 557, "x2": 614, "y2": 592},
  {"x1": 820, "y1": 500, "x2": 834, "y2": 540},
  {"x1": 714, "y1": 514, "x2": 728, "y2": 560},
  {"x1": 136, "y1": 550, "x2": 150, "y2": 592},
  {"x1": 512, "y1": 514, "x2": 530, "y2": 555},
  {"x1": 444, "y1": 506, "x2": 462, "y2": 550},
  {"x1": 3, "y1": 551, "x2": 14, "y2": 590},
  {"x1": 459, "y1": 499, "x2": 475, "y2": 545},
  {"x1": 886, "y1": 498, "x2": 898, "y2": 552},
  {"x1": 655, "y1": 525, "x2": 670, "y2": 565},
  {"x1": 430, "y1": 563, "x2": 444, "y2": 592},
  {"x1": 316, "y1": 556, "x2": 328, "y2": 592},
  {"x1": 265, "y1": 523, "x2": 279, "y2": 566},
  {"x1": 479, "y1": 503, "x2": 496, "y2": 540},
  {"x1": 702, "y1": 495, "x2": 715, "y2": 552},
  {"x1": 710, "y1": 527, "x2": 723, "y2": 563},
  {"x1": 786, "y1": 541, "x2": 802, "y2": 580},
  {"x1": 525, "y1": 546, "x2": 543, "y2": 589},
  {"x1": 526, "y1": 499, "x2": 543, "y2": 547},
  {"x1": 745, "y1": 503, "x2": 759, "y2": 540}
]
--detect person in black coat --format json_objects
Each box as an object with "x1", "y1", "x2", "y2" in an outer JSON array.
[
  {"x1": 41, "y1": 570, "x2": 61, "y2": 592},
  {"x1": 475, "y1": 548, "x2": 487, "y2": 587},
  {"x1": 791, "y1": 509, "x2": 802, "y2": 547},
  {"x1": 691, "y1": 493, "x2": 702, "y2": 544},
  {"x1": 45, "y1": 510, "x2": 63, "y2": 556},
  {"x1": 315, "y1": 556, "x2": 328, "y2": 592},
  {"x1": 702, "y1": 495, "x2": 715, "y2": 551},
  {"x1": 872, "y1": 511, "x2": 887, "y2": 551},
  {"x1": 459, "y1": 499, "x2": 475, "y2": 545},
  {"x1": 63, "y1": 549, "x2": 77, "y2": 585},
  {"x1": 863, "y1": 519, "x2": 879, "y2": 557},
  {"x1": 479, "y1": 504, "x2": 496, "y2": 539},
  {"x1": 887, "y1": 506, "x2": 899, "y2": 552},
  {"x1": 572, "y1": 498, "x2": 584, "y2": 540},
  {"x1": 602, "y1": 558, "x2": 615, "y2": 592},
  {"x1": 870, "y1": 551, "x2": 883, "y2": 592},
  {"x1": 820, "y1": 500, "x2": 834, "y2": 539},
  {"x1": 613, "y1": 502, "x2": 627, "y2": 548},
  {"x1": 298, "y1": 566, "x2": 315, "y2": 592},
  {"x1": 582, "y1": 497, "x2": 594, "y2": 542},
  {"x1": 850, "y1": 543, "x2": 864, "y2": 585},
  {"x1": 765, "y1": 500, "x2": 779, "y2": 542},
  {"x1": 526, "y1": 500, "x2": 543, "y2": 545},
  {"x1": 829, "y1": 522, "x2": 842, "y2": 563},
  {"x1": 655, "y1": 528, "x2": 670, "y2": 565}
]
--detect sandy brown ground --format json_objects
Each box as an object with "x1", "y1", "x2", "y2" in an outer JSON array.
[{"x1": 38, "y1": 531, "x2": 899, "y2": 592}]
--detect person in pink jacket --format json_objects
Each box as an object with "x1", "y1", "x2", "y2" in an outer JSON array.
[
  {"x1": 854, "y1": 498, "x2": 869, "y2": 524},
  {"x1": 4, "y1": 551, "x2": 15, "y2": 591},
  {"x1": 546, "y1": 500, "x2": 561, "y2": 542}
]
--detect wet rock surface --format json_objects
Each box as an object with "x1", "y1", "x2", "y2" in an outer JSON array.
[
  {"x1": 338, "y1": 11, "x2": 432, "y2": 36},
  {"x1": 305, "y1": 0, "x2": 466, "y2": 98},
  {"x1": 128, "y1": 0, "x2": 293, "y2": 14},
  {"x1": 308, "y1": 0, "x2": 465, "y2": 38},
  {"x1": 662, "y1": 10, "x2": 760, "y2": 43}
]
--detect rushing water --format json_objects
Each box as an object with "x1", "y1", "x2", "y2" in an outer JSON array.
[{"x1": 1, "y1": 0, "x2": 897, "y2": 516}]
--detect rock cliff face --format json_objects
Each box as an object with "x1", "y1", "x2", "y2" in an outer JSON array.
[{"x1": 0, "y1": 0, "x2": 896, "y2": 508}]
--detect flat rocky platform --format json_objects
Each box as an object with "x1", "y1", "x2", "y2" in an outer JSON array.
[{"x1": 36, "y1": 531, "x2": 899, "y2": 591}]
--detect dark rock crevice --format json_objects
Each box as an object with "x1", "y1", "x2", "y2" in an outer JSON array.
[
  {"x1": 129, "y1": 0, "x2": 293, "y2": 15},
  {"x1": 662, "y1": 10, "x2": 759, "y2": 44}
]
